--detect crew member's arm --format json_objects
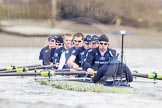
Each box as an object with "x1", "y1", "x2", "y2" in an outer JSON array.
[
  {"x1": 67, "y1": 48, "x2": 81, "y2": 70},
  {"x1": 83, "y1": 49, "x2": 95, "y2": 74},
  {"x1": 67, "y1": 55, "x2": 79, "y2": 69}
]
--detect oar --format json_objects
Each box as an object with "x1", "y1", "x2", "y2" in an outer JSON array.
[
  {"x1": 132, "y1": 71, "x2": 162, "y2": 80},
  {"x1": 35, "y1": 77, "x2": 92, "y2": 82},
  {"x1": 0, "y1": 65, "x2": 56, "y2": 73},
  {"x1": 0, "y1": 64, "x2": 41, "y2": 72},
  {"x1": 0, "y1": 70, "x2": 87, "y2": 77},
  {"x1": 0, "y1": 67, "x2": 83, "y2": 73}
]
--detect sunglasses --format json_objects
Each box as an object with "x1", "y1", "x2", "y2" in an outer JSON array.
[
  {"x1": 99, "y1": 42, "x2": 108, "y2": 45},
  {"x1": 74, "y1": 40, "x2": 82, "y2": 43},
  {"x1": 56, "y1": 43, "x2": 63, "y2": 46},
  {"x1": 49, "y1": 40, "x2": 55, "y2": 42},
  {"x1": 92, "y1": 42, "x2": 98, "y2": 45},
  {"x1": 85, "y1": 42, "x2": 91, "y2": 45}
]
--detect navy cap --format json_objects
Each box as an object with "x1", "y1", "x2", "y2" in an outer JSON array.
[
  {"x1": 48, "y1": 35, "x2": 57, "y2": 41},
  {"x1": 84, "y1": 35, "x2": 92, "y2": 43},
  {"x1": 99, "y1": 34, "x2": 109, "y2": 42},
  {"x1": 56, "y1": 36, "x2": 63, "y2": 43},
  {"x1": 92, "y1": 35, "x2": 99, "y2": 42}
]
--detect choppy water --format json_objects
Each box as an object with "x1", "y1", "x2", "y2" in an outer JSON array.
[{"x1": 0, "y1": 47, "x2": 162, "y2": 108}]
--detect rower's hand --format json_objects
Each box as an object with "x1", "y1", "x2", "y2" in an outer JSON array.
[
  {"x1": 54, "y1": 63, "x2": 59, "y2": 68},
  {"x1": 72, "y1": 63, "x2": 82, "y2": 71},
  {"x1": 87, "y1": 68, "x2": 95, "y2": 75}
]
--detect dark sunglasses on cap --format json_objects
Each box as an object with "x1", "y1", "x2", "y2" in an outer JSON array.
[
  {"x1": 74, "y1": 40, "x2": 82, "y2": 43},
  {"x1": 99, "y1": 42, "x2": 108, "y2": 45}
]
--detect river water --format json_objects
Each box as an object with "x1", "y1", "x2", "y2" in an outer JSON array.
[{"x1": 0, "y1": 47, "x2": 162, "y2": 108}]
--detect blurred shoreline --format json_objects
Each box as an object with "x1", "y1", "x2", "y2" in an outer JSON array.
[{"x1": 0, "y1": 20, "x2": 162, "y2": 48}]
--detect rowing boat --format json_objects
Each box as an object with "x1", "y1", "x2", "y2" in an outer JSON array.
[
  {"x1": 0, "y1": 69, "x2": 134, "y2": 93},
  {"x1": 2, "y1": 68, "x2": 161, "y2": 93},
  {"x1": 36, "y1": 77, "x2": 134, "y2": 93}
]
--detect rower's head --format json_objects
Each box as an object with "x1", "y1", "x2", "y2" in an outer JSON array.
[
  {"x1": 73, "y1": 33, "x2": 84, "y2": 48},
  {"x1": 84, "y1": 35, "x2": 92, "y2": 49},
  {"x1": 91, "y1": 35, "x2": 99, "y2": 48},
  {"x1": 56, "y1": 35, "x2": 63, "y2": 49},
  {"x1": 48, "y1": 34, "x2": 57, "y2": 48},
  {"x1": 98, "y1": 34, "x2": 109, "y2": 52},
  {"x1": 63, "y1": 33, "x2": 73, "y2": 49}
]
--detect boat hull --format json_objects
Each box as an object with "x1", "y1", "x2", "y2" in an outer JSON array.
[{"x1": 38, "y1": 79, "x2": 134, "y2": 93}]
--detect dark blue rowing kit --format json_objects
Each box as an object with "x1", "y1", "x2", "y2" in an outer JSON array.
[
  {"x1": 83, "y1": 47, "x2": 133, "y2": 84},
  {"x1": 39, "y1": 46, "x2": 56, "y2": 65}
]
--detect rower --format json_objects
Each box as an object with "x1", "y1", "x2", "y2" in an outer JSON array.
[
  {"x1": 53, "y1": 33, "x2": 73, "y2": 69},
  {"x1": 80, "y1": 35, "x2": 92, "y2": 67},
  {"x1": 91, "y1": 35, "x2": 99, "y2": 48},
  {"x1": 39, "y1": 35, "x2": 57, "y2": 65},
  {"x1": 54, "y1": 33, "x2": 84, "y2": 69},
  {"x1": 67, "y1": 34, "x2": 92, "y2": 70},
  {"x1": 83, "y1": 34, "x2": 133, "y2": 83},
  {"x1": 92, "y1": 54, "x2": 133, "y2": 85},
  {"x1": 55, "y1": 35, "x2": 64, "y2": 49}
]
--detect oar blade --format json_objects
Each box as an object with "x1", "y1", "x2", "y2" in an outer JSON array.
[
  {"x1": 0, "y1": 65, "x2": 55, "y2": 73},
  {"x1": 0, "y1": 64, "x2": 41, "y2": 72}
]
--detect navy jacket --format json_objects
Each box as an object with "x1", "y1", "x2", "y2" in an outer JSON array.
[
  {"x1": 53, "y1": 47, "x2": 65, "y2": 64},
  {"x1": 54, "y1": 47, "x2": 76, "y2": 69},
  {"x1": 71, "y1": 46, "x2": 86, "y2": 67},
  {"x1": 83, "y1": 47, "x2": 117, "y2": 71},
  {"x1": 39, "y1": 46, "x2": 56, "y2": 65}
]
